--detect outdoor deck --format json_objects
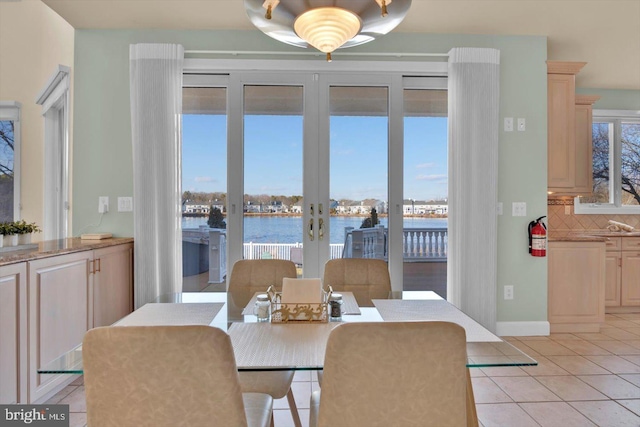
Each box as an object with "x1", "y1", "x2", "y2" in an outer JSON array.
[
  {"x1": 182, "y1": 225, "x2": 448, "y2": 298},
  {"x1": 184, "y1": 261, "x2": 447, "y2": 298}
]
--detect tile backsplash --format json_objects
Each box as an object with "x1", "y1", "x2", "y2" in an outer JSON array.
[{"x1": 548, "y1": 200, "x2": 640, "y2": 231}]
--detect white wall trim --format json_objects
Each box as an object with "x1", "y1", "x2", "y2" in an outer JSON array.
[
  {"x1": 35, "y1": 65, "x2": 70, "y2": 106},
  {"x1": 593, "y1": 109, "x2": 640, "y2": 119},
  {"x1": 184, "y1": 58, "x2": 448, "y2": 75},
  {"x1": 496, "y1": 321, "x2": 550, "y2": 337}
]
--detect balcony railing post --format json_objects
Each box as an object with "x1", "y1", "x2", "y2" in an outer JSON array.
[
  {"x1": 351, "y1": 229, "x2": 364, "y2": 258},
  {"x1": 208, "y1": 229, "x2": 226, "y2": 283}
]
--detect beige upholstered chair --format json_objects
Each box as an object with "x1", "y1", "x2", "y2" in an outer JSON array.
[
  {"x1": 228, "y1": 259, "x2": 302, "y2": 427},
  {"x1": 322, "y1": 258, "x2": 391, "y2": 307},
  {"x1": 228, "y1": 259, "x2": 298, "y2": 307},
  {"x1": 310, "y1": 321, "x2": 472, "y2": 427},
  {"x1": 83, "y1": 325, "x2": 272, "y2": 427}
]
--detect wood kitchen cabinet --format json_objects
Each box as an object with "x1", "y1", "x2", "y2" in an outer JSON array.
[
  {"x1": 28, "y1": 250, "x2": 93, "y2": 403},
  {"x1": 20, "y1": 240, "x2": 133, "y2": 403},
  {"x1": 547, "y1": 61, "x2": 599, "y2": 196},
  {"x1": 0, "y1": 262, "x2": 27, "y2": 404},
  {"x1": 93, "y1": 243, "x2": 133, "y2": 327},
  {"x1": 573, "y1": 95, "x2": 600, "y2": 194},
  {"x1": 548, "y1": 241, "x2": 605, "y2": 333},
  {"x1": 621, "y1": 251, "x2": 640, "y2": 306},
  {"x1": 605, "y1": 237, "x2": 640, "y2": 310}
]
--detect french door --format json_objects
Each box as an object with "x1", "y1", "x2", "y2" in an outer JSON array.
[{"x1": 183, "y1": 62, "x2": 447, "y2": 290}]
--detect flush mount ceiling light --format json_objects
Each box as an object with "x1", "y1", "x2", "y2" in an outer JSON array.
[{"x1": 244, "y1": 0, "x2": 412, "y2": 61}]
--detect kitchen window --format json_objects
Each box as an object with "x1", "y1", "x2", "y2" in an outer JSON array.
[
  {"x1": 575, "y1": 110, "x2": 640, "y2": 214},
  {"x1": 0, "y1": 101, "x2": 21, "y2": 222}
]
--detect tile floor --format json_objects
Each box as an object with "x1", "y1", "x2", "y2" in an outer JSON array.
[{"x1": 45, "y1": 313, "x2": 640, "y2": 427}]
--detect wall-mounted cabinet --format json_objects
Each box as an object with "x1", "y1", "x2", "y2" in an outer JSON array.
[{"x1": 547, "y1": 61, "x2": 600, "y2": 196}]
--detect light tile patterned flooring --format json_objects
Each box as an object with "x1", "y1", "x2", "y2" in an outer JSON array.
[{"x1": 46, "y1": 313, "x2": 640, "y2": 426}]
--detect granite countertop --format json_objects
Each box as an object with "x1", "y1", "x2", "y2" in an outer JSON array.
[
  {"x1": 0, "y1": 237, "x2": 134, "y2": 267},
  {"x1": 549, "y1": 230, "x2": 640, "y2": 243}
]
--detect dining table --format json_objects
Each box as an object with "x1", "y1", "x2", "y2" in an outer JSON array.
[
  {"x1": 39, "y1": 290, "x2": 536, "y2": 374},
  {"x1": 39, "y1": 290, "x2": 536, "y2": 426}
]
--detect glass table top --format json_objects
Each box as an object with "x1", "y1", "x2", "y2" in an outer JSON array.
[{"x1": 38, "y1": 291, "x2": 537, "y2": 374}]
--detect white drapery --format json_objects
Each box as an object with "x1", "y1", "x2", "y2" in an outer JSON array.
[
  {"x1": 447, "y1": 48, "x2": 500, "y2": 332},
  {"x1": 130, "y1": 44, "x2": 184, "y2": 308}
]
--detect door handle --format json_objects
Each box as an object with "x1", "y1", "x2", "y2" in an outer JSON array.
[
  {"x1": 319, "y1": 218, "x2": 325, "y2": 241},
  {"x1": 308, "y1": 218, "x2": 314, "y2": 241}
]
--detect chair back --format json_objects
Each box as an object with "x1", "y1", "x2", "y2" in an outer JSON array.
[
  {"x1": 323, "y1": 258, "x2": 391, "y2": 306},
  {"x1": 83, "y1": 325, "x2": 248, "y2": 427},
  {"x1": 318, "y1": 321, "x2": 468, "y2": 427},
  {"x1": 228, "y1": 259, "x2": 297, "y2": 307}
]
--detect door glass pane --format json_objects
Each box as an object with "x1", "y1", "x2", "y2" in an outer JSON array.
[
  {"x1": 403, "y1": 89, "x2": 448, "y2": 296},
  {"x1": 621, "y1": 122, "x2": 640, "y2": 206},
  {"x1": 0, "y1": 120, "x2": 15, "y2": 222},
  {"x1": 243, "y1": 85, "x2": 304, "y2": 273},
  {"x1": 330, "y1": 86, "x2": 388, "y2": 261},
  {"x1": 182, "y1": 87, "x2": 227, "y2": 291}
]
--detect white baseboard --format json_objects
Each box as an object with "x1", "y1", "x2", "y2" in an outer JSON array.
[{"x1": 496, "y1": 321, "x2": 550, "y2": 337}]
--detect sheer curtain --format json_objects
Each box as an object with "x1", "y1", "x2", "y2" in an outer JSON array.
[
  {"x1": 130, "y1": 44, "x2": 184, "y2": 308},
  {"x1": 447, "y1": 48, "x2": 500, "y2": 332}
]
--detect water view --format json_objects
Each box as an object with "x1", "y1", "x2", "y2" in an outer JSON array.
[{"x1": 182, "y1": 216, "x2": 447, "y2": 245}]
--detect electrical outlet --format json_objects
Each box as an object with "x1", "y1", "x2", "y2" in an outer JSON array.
[
  {"x1": 98, "y1": 196, "x2": 109, "y2": 213},
  {"x1": 564, "y1": 205, "x2": 571, "y2": 215},
  {"x1": 504, "y1": 285, "x2": 514, "y2": 300}
]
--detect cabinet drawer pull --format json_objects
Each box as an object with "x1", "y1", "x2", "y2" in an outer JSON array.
[{"x1": 95, "y1": 258, "x2": 101, "y2": 273}]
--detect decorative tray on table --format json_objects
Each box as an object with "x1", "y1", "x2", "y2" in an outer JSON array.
[{"x1": 267, "y1": 285, "x2": 330, "y2": 323}]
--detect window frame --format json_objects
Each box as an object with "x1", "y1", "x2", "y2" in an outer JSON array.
[
  {"x1": 0, "y1": 101, "x2": 21, "y2": 221},
  {"x1": 36, "y1": 65, "x2": 71, "y2": 239},
  {"x1": 574, "y1": 109, "x2": 640, "y2": 214}
]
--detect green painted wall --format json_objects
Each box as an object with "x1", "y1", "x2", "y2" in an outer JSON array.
[
  {"x1": 73, "y1": 30, "x2": 548, "y2": 324},
  {"x1": 576, "y1": 87, "x2": 640, "y2": 110}
]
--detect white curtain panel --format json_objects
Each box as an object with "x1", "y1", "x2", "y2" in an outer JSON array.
[
  {"x1": 130, "y1": 43, "x2": 184, "y2": 308},
  {"x1": 447, "y1": 48, "x2": 500, "y2": 332}
]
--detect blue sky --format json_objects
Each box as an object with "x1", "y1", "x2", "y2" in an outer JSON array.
[{"x1": 182, "y1": 114, "x2": 447, "y2": 201}]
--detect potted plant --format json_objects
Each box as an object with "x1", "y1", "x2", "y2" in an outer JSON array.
[
  {"x1": 0, "y1": 222, "x2": 18, "y2": 247},
  {"x1": 14, "y1": 220, "x2": 41, "y2": 245}
]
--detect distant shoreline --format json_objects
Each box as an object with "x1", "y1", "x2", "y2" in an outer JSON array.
[{"x1": 182, "y1": 212, "x2": 447, "y2": 219}]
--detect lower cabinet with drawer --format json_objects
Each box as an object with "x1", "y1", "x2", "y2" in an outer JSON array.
[
  {"x1": 0, "y1": 240, "x2": 134, "y2": 404},
  {"x1": 548, "y1": 241, "x2": 606, "y2": 333},
  {"x1": 605, "y1": 237, "x2": 640, "y2": 310}
]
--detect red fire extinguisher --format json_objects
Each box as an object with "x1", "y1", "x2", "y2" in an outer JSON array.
[{"x1": 528, "y1": 216, "x2": 547, "y2": 257}]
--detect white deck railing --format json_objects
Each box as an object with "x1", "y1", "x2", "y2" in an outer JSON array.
[{"x1": 183, "y1": 226, "x2": 447, "y2": 283}]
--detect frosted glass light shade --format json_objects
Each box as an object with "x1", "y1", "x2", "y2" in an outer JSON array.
[{"x1": 294, "y1": 7, "x2": 362, "y2": 54}]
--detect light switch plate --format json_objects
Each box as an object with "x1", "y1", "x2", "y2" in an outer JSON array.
[
  {"x1": 512, "y1": 202, "x2": 527, "y2": 217},
  {"x1": 118, "y1": 197, "x2": 133, "y2": 212},
  {"x1": 517, "y1": 118, "x2": 526, "y2": 131},
  {"x1": 504, "y1": 117, "x2": 513, "y2": 132}
]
